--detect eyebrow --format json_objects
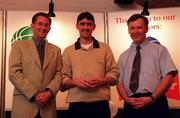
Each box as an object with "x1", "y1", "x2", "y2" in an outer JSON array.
[{"x1": 79, "y1": 22, "x2": 94, "y2": 25}]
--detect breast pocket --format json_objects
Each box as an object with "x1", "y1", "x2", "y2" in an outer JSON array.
[{"x1": 142, "y1": 59, "x2": 155, "y2": 74}]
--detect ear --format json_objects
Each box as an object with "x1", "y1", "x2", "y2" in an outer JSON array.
[
  {"x1": 92, "y1": 24, "x2": 96, "y2": 30},
  {"x1": 128, "y1": 27, "x2": 131, "y2": 34},
  {"x1": 31, "y1": 23, "x2": 34, "y2": 28},
  {"x1": 76, "y1": 24, "x2": 79, "y2": 30},
  {"x1": 145, "y1": 26, "x2": 149, "y2": 33},
  {"x1": 47, "y1": 26, "x2": 51, "y2": 32}
]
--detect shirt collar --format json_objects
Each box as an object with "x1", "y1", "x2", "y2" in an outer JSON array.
[
  {"x1": 32, "y1": 37, "x2": 46, "y2": 48},
  {"x1": 75, "y1": 37, "x2": 100, "y2": 50},
  {"x1": 130, "y1": 38, "x2": 149, "y2": 50}
]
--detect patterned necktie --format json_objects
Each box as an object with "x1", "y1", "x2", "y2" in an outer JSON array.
[
  {"x1": 38, "y1": 41, "x2": 45, "y2": 68},
  {"x1": 129, "y1": 45, "x2": 141, "y2": 93}
]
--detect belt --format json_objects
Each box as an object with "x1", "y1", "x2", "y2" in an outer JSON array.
[{"x1": 130, "y1": 92, "x2": 152, "y2": 98}]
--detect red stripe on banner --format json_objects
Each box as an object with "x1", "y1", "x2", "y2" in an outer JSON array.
[{"x1": 166, "y1": 74, "x2": 180, "y2": 100}]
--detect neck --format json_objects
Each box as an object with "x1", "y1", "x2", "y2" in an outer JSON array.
[
  {"x1": 33, "y1": 36, "x2": 45, "y2": 41},
  {"x1": 134, "y1": 39, "x2": 146, "y2": 45},
  {"x1": 79, "y1": 37, "x2": 93, "y2": 45}
]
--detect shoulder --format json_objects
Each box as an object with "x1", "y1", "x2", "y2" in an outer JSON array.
[
  {"x1": 97, "y1": 42, "x2": 115, "y2": 56},
  {"x1": 147, "y1": 41, "x2": 168, "y2": 53},
  {"x1": 47, "y1": 42, "x2": 61, "y2": 51},
  {"x1": 11, "y1": 39, "x2": 32, "y2": 47},
  {"x1": 118, "y1": 47, "x2": 131, "y2": 62},
  {"x1": 120, "y1": 47, "x2": 131, "y2": 57},
  {"x1": 12, "y1": 39, "x2": 31, "y2": 44},
  {"x1": 98, "y1": 41, "x2": 108, "y2": 47},
  {"x1": 98, "y1": 41, "x2": 112, "y2": 50},
  {"x1": 63, "y1": 43, "x2": 75, "y2": 54}
]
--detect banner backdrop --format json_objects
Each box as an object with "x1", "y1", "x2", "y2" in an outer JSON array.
[
  {"x1": 108, "y1": 7, "x2": 180, "y2": 108},
  {"x1": 4, "y1": 8, "x2": 180, "y2": 110},
  {"x1": 5, "y1": 11, "x2": 104, "y2": 110}
]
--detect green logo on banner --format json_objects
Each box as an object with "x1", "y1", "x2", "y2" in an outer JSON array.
[
  {"x1": 11, "y1": 26, "x2": 33, "y2": 44},
  {"x1": 11, "y1": 26, "x2": 48, "y2": 45}
]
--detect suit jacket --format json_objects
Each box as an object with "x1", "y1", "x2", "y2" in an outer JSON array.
[{"x1": 9, "y1": 39, "x2": 62, "y2": 118}]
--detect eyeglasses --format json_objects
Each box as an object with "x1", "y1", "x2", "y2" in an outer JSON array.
[
  {"x1": 35, "y1": 22, "x2": 50, "y2": 28},
  {"x1": 78, "y1": 22, "x2": 94, "y2": 27}
]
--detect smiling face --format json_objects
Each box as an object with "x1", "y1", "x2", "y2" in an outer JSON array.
[
  {"x1": 128, "y1": 18, "x2": 148, "y2": 44},
  {"x1": 31, "y1": 16, "x2": 51, "y2": 40},
  {"x1": 76, "y1": 18, "x2": 96, "y2": 39}
]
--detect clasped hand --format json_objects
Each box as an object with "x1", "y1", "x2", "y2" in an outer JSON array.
[
  {"x1": 74, "y1": 77, "x2": 106, "y2": 89},
  {"x1": 35, "y1": 90, "x2": 52, "y2": 106},
  {"x1": 126, "y1": 96, "x2": 153, "y2": 109}
]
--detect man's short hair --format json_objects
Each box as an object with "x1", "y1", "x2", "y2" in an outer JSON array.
[
  {"x1": 127, "y1": 14, "x2": 149, "y2": 27},
  {"x1": 32, "y1": 12, "x2": 52, "y2": 25},
  {"x1": 77, "y1": 12, "x2": 95, "y2": 24}
]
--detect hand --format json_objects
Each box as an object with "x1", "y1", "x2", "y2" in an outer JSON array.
[
  {"x1": 35, "y1": 91, "x2": 52, "y2": 106},
  {"x1": 73, "y1": 76, "x2": 107, "y2": 89},
  {"x1": 73, "y1": 78, "x2": 94, "y2": 88},
  {"x1": 133, "y1": 96, "x2": 153, "y2": 109},
  {"x1": 89, "y1": 77, "x2": 106, "y2": 87},
  {"x1": 126, "y1": 96, "x2": 153, "y2": 109},
  {"x1": 74, "y1": 77, "x2": 106, "y2": 88}
]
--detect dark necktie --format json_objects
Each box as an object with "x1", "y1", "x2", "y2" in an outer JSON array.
[
  {"x1": 38, "y1": 41, "x2": 45, "y2": 68},
  {"x1": 129, "y1": 45, "x2": 141, "y2": 93}
]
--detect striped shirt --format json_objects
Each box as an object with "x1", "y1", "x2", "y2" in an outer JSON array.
[{"x1": 33, "y1": 38, "x2": 45, "y2": 68}]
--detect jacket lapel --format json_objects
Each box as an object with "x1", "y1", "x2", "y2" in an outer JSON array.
[
  {"x1": 43, "y1": 44, "x2": 53, "y2": 70},
  {"x1": 27, "y1": 40, "x2": 41, "y2": 69}
]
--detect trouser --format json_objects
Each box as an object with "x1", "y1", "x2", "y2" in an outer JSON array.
[
  {"x1": 124, "y1": 93, "x2": 170, "y2": 118},
  {"x1": 69, "y1": 100, "x2": 110, "y2": 118}
]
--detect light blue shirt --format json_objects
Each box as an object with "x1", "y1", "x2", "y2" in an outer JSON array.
[{"x1": 118, "y1": 39, "x2": 177, "y2": 96}]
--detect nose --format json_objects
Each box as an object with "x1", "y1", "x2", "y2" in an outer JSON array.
[
  {"x1": 133, "y1": 28, "x2": 139, "y2": 34},
  {"x1": 83, "y1": 24, "x2": 88, "y2": 29},
  {"x1": 43, "y1": 24, "x2": 49, "y2": 29},
  {"x1": 38, "y1": 23, "x2": 49, "y2": 29}
]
